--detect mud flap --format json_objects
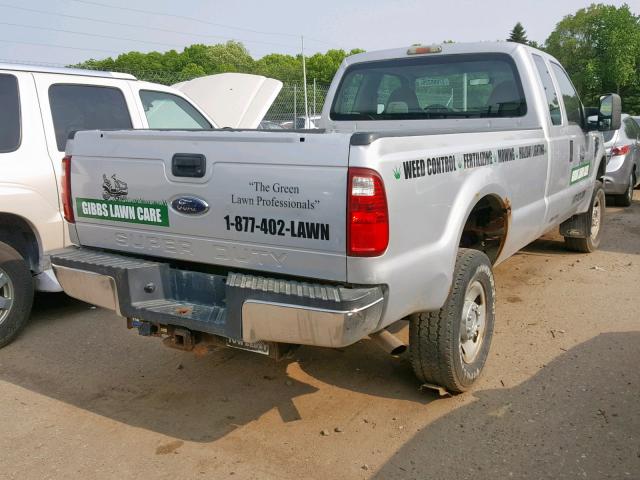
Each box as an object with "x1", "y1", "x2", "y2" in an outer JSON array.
[{"x1": 559, "y1": 212, "x2": 590, "y2": 238}]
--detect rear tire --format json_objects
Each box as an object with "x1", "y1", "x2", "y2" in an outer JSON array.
[
  {"x1": 614, "y1": 173, "x2": 635, "y2": 207},
  {"x1": 409, "y1": 249, "x2": 495, "y2": 393},
  {"x1": 564, "y1": 181, "x2": 605, "y2": 253},
  {"x1": 0, "y1": 242, "x2": 34, "y2": 348}
]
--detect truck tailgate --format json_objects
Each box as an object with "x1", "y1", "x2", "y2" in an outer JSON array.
[{"x1": 68, "y1": 129, "x2": 351, "y2": 282}]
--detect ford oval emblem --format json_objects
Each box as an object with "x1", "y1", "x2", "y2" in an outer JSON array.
[{"x1": 171, "y1": 196, "x2": 209, "y2": 215}]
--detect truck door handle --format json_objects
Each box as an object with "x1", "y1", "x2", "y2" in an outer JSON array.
[
  {"x1": 172, "y1": 153, "x2": 206, "y2": 178},
  {"x1": 569, "y1": 140, "x2": 574, "y2": 163}
]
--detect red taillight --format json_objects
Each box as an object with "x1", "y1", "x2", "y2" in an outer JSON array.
[
  {"x1": 347, "y1": 167, "x2": 388, "y2": 256},
  {"x1": 611, "y1": 145, "x2": 631, "y2": 156},
  {"x1": 61, "y1": 155, "x2": 74, "y2": 223}
]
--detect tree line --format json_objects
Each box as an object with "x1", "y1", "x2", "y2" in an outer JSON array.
[
  {"x1": 74, "y1": 3, "x2": 640, "y2": 114},
  {"x1": 74, "y1": 41, "x2": 363, "y2": 86},
  {"x1": 508, "y1": 4, "x2": 640, "y2": 114}
]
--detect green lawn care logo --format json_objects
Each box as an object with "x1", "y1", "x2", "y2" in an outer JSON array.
[
  {"x1": 393, "y1": 167, "x2": 401, "y2": 180},
  {"x1": 76, "y1": 198, "x2": 170, "y2": 227},
  {"x1": 570, "y1": 162, "x2": 590, "y2": 185}
]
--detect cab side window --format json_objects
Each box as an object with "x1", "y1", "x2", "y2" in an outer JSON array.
[
  {"x1": 0, "y1": 74, "x2": 21, "y2": 152},
  {"x1": 550, "y1": 63, "x2": 583, "y2": 126},
  {"x1": 49, "y1": 84, "x2": 133, "y2": 151},
  {"x1": 532, "y1": 55, "x2": 561, "y2": 126}
]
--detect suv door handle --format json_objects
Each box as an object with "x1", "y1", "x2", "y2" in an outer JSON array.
[{"x1": 172, "y1": 153, "x2": 206, "y2": 178}]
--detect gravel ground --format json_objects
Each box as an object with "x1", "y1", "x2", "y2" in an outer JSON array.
[{"x1": 0, "y1": 192, "x2": 638, "y2": 480}]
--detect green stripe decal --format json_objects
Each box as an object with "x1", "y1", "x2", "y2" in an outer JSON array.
[{"x1": 76, "y1": 198, "x2": 169, "y2": 227}]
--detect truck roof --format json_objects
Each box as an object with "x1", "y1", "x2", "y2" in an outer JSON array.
[
  {"x1": 343, "y1": 41, "x2": 545, "y2": 66},
  {"x1": 0, "y1": 62, "x2": 137, "y2": 80}
]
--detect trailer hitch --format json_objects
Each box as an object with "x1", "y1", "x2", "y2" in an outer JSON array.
[{"x1": 163, "y1": 327, "x2": 196, "y2": 351}]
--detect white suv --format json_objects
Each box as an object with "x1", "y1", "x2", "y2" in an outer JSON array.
[{"x1": 0, "y1": 63, "x2": 214, "y2": 346}]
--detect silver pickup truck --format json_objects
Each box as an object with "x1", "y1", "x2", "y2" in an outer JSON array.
[{"x1": 42, "y1": 42, "x2": 620, "y2": 393}]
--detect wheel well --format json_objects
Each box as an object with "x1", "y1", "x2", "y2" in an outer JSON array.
[
  {"x1": 597, "y1": 156, "x2": 606, "y2": 181},
  {"x1": 459, "y1": 195, "x2": 510, "y2": 265},
  {"x1": 0, "y1": 213, "x2": 40, "y2": 272}
]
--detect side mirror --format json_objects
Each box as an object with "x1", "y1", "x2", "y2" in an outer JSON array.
[{"x1": 597, "y1": 93, "x2": 622, "y2": 131}]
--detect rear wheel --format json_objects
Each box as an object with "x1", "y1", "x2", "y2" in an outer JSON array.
[
  {"x1": 0, "y1": 242, "x2": 34, "y2": 348},
  {"x1": 614, "y1": 173, "x2": 635, "y2": 207},
  {"x1": 565, "y1": 181, "x2": 605, "y2": 253},
  {"x1": 409, "y1": 249, "x2": 495, "y2": 393}
]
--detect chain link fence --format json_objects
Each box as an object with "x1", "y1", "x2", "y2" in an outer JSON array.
[{"x1": 262, "y1": 82, "x2": 330, "y2": 128}]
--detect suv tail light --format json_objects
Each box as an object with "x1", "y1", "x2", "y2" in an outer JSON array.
[
  {"x1": 611, "y1": 145, "x2": 631, "y2": 156},
  {"x1": 347, "y1": 167, "x2": 388, "y2": 256},
  {"x1": 61, "y1": 155, "x2": 74, "y2": 223}
]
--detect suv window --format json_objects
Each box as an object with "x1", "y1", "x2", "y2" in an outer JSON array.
[
  {"x1": 550, "y1": 63, "x2": 583, "y2": 126},
  {"x1": 532, "y1": 55, "x2": 561, "y2": 126},
  {"x1": 331, "y1": 53, "x2": 527, "y2": 120},
  {"x1": 0, "y1": 74, "x2": 21, "y2": 152},
  {"x1": 139, "y1": 90, "x2": 211, "y2": 129},
  {"x1": 49, "y1": 84, "x2": 132, "y2": 151}
]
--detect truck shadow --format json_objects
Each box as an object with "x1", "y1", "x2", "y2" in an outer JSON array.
[
  {"x1": 599, "y1": 193, "x2": 640, "y2": 255},
  {"x1": 521, "y1": 195, "x2": 640, "y2": 257},
  {"x1": 0, "y1": 293, "x2": 428, "y2": 443},
  {"x1": 371, "y1": 331, "x2": 640, "y2": 479}
]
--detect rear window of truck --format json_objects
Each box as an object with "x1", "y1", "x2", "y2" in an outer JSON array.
[
  {"x1": 331, "y1": 53, "x2": 527, "y2": 120},
  {"x1": 0, "y1": 74, "x2": 21, "y2": 152},
  {"x1": 49, "y1": 84, "x2": 133, "y2": 151}
]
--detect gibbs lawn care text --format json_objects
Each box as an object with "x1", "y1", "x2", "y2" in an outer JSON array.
[{"x1": 76, "y1": 198, "x2": 170, "y2": 227}]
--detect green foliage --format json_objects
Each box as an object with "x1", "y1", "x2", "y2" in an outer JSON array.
[
  {"x1": 508, "y1": 22, "x2": 529, "y2": 44},
  {"x1": 527, "y1": 40, "x2": 542, "y2": 50},
  {"x1": 545, "y1": 4, "x2": 640, "y2": 113},
  {"x1": 72, "y1": 42, "x2": 362, "y2": 87},
  {"x1": 306, "y1": 49, "x2": 365, "y2": 84}
]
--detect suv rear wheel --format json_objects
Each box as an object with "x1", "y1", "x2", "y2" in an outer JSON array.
[
  {"x1": 409, "y1": 249, "x2": 495, "y2": 393},
  {"x1": 0, "y1": 242, "x2": 33, "y2": 348}
]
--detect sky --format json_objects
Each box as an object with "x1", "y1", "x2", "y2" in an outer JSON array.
[{"x1": 0, "y1": 0, "x2": 639, "y2": 66}]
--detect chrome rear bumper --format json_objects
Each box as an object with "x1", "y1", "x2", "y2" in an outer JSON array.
[{"x1": 51, "y1": 248, "x2": 385, "y2": 348}]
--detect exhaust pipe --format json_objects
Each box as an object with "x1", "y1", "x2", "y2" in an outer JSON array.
[{"x1": 370, "y1": 329, "x2": 407, "y2": 356}]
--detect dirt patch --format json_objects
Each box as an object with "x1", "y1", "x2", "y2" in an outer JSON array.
[{"x1": 156, "y1": 440, "x2": 184, "y2": 455}]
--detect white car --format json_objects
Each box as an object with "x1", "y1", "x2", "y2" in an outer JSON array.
[{"x1": 0, "y1": 63, "x2": 220, "y2": 346}]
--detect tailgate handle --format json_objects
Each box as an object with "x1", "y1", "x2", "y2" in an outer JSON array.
[{"x1": 172, "y1": 153, "x2": 206, "y2": 178}]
